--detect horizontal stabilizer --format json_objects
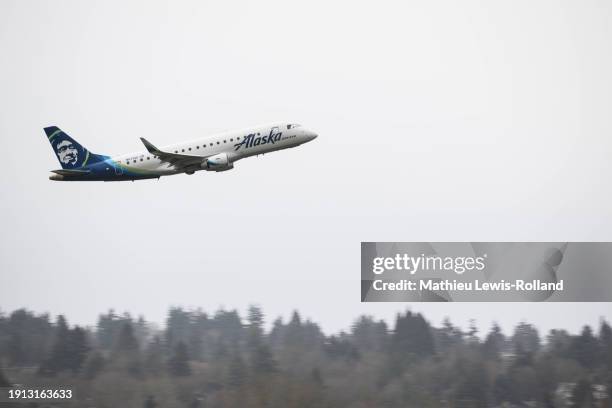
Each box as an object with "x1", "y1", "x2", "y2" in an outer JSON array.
[{"x1": 51, "y1": 169, "x2": 92, "y2": 176}]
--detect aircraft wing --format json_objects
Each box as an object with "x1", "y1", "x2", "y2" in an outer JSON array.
[{"x1": 140, "y1": 137, "x2": 208, "y2": 170}]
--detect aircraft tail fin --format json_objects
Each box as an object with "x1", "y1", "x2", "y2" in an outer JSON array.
[{"x1": 44, "y1": 126, "x2": 107, "y2": 169}]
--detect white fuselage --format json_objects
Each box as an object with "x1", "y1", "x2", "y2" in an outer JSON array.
[{"x1": 113, "y1": 122, "x2": 317, "y2": 177}]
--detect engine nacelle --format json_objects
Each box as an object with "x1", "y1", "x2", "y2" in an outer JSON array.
[{"x1": 202, "y1": 153, "x2": 234, "y2": 172}]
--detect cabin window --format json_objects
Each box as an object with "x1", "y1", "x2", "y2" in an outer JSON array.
[
  {"x1": 174, "y1": 150, "x2": 178, "y2": 153},
  {"x1": 188, "y1": 147, "x2": 192, "y2": 151},
  {"x1": 147, "y1": 157, "x2": 150, "y2": 160},
  {"x1": 182, "y1": 149, "x2": 185, "y2": 152},
  {"x1": 140, "y1": 158, "x2": 143, "y2": 161},
  {"x1": 126, "y1": 161, "x2": 130, "y2": 164},
  {"x1": 210, "y1": 143, "x2": 213, "y2": 147},
  {"x1": 196, "y1": 146, "x2": 199, "y2": 149},
  {"x1": 216, "y1": 141, "x2": 220, "y2": 145},
  {"x1": 230, "y1": 138, "x2": 233, "y2": 142}
]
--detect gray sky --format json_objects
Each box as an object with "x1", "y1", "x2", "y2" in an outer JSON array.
[{"x1": 1, "y1": 0, "x2": 611, "y2": 337}]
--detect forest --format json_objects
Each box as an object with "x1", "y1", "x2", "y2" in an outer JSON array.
[{"x1": 0, "y1": 307, "x2": 610, "y2": 408}]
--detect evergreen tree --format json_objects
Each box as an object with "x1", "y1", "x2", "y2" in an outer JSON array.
[
  {"x1": 512, "y1": 322, "x2": 540, "y2": 355},
  {"x1": 284, "y1": 311, "x2": 304, "y2": 348},
  {"x1": 168, "y1": 341, "x2": 191, "y2": 376},
  {"x1": 246, "y1": 305, "x2": 264, "y2": 350},
  {"x1": 144, "y1": 336, "x2": 165, "y2": 376},
  {"x1": 68, "y1": 326, "x2": 90, "y2": 372},
  {"x1": 134, "y1": 315, "x2": 149, "y2": 349},
  {"x1": 6, "y1": 331, "x2": 26, "y2": 367},
  {"x1": 39, "y1": 315, "x2": 87, "y2": 375},
  {"x1": 213, "y1": 309, "x2": 243, "y2": 347},
  {"x1": 598, "y1": 320, "x2": 612, "y2": 370},
  {"x1": 453, "y1": 359, "x2": 489, "y2": 408},
  {"x1": 547, "y1": 329, "x2": 572, "y2": 358},
  {"x1": 97, "y1": 310, "x2": 131, "y2": 350},
  {"x1": 435, "y1": 317, "x2": 464, "y2": 353},
  {"x1": 189, "y1": 310, "x2": 210, "y2": 361},
  {"x1": 246, "y1": 305, "x2": 276, "y2": 374},
  {"x1": 325, "y1": 335, "x2": 360, "y2": 361},
  {"x1": 227, "y1": 353, "x2": 247, "y2": 387},
  {"x1": 165, "y1": 307, "x2": 192, "y2": 351},
  {"x1": 5, "y1": 309, "x2": 53, "y2": 367},
  {"x1": 467, "y1": 319, "x2": 479, "y2": 344},
  {"x1": 390, "y1": 311, "x2": 435, "y2": 365},
  {"x1": 300, "y1": 319, "x2": 325, "y2": 350},
  {"x1": 351, "y1": 315, "x2": 388, "y2": 352},
  {"x1": 483, "y1": 323, "x2": 504, "y2": 360},
  {"x1": 114, "y1": 322, "x2": 139, "y2": 355},
  {"x1": 569, "y1": 325, "x2": 600, "y2": 369},
  {"x1": 83, "y1": 351, "x2": 106, "y2": 379},
  {"x1": 383, "y1": 311, "x2": 437, "y2": 380},
  {"x1": 113, "y1": 322, "x2": 142, "y2": 376},
  {"x1": 247, "y1": 306, "x2": 264, "y2": 332},
  {"x1": 268, "y1": 317, "x2": 285, "y2": 351},
  {"x1": 251, "y1": 343, "x2": 277, "y2": 374}
]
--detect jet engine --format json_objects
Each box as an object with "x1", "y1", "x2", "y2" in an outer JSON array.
[{"x1": 202, "y1": 153, "x2": 234, "y2": 172}]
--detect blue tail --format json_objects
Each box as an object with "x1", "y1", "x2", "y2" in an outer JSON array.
[{"x1": 44, "y1": 126, "x2": 107, "y2": 169}]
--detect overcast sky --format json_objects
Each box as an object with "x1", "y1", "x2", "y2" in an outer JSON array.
[{"x1": 1, "y1": 0, "x2": 611, "y2": 336}]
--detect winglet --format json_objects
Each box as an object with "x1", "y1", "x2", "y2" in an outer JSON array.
[{"x1": 140, "y1": 137, "x2": 161, "y2": 155}]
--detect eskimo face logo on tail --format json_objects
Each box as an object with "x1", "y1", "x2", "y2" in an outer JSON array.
[
  {"x1": 234, "y1": 129, "x2": 282, "y2": 151},
  {"x1": 54, "y1": 139, "x2": 79, "y2": 166}
]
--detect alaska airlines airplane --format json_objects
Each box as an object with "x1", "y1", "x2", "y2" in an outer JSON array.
[{"x1": 45, "y1": 123, "x2": 317, "y2": 181}]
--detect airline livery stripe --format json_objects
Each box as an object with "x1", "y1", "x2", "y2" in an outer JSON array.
[
  {"x1": 47, "y1": 130, "x2": 62, "y2": 140},
  {"x1": 81, "y1": 151, "x2": 90, "y2": 167}
]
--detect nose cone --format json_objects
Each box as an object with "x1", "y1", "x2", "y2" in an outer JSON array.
[{"x1": 304, "y1": 129, "x2": 318, "y2": 141}]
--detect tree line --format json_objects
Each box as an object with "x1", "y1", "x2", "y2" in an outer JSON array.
[{"x1": 0, "y1": 307, "x2": 610, "y2": 408}]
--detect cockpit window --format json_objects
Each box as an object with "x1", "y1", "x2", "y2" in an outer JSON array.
[{"x1": 287, "y1": 123, "x2": 301, "y2": 129}]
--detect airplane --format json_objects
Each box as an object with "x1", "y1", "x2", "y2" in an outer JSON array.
[{"x1": 44, "y1": 123, "x2": 318, "y2": 181}]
